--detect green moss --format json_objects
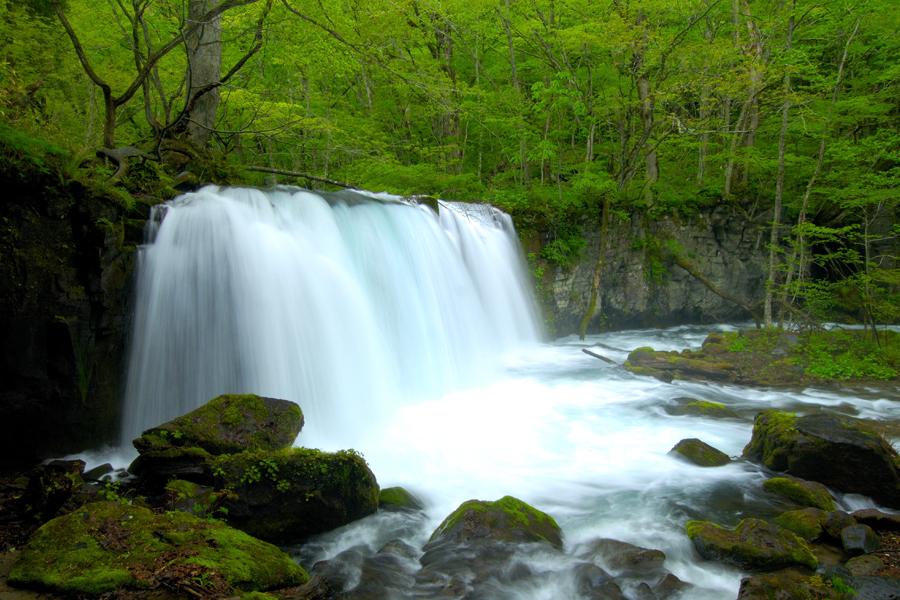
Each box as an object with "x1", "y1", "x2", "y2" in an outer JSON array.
[
  {"x1": 9, "y1": 501, "x2": 307, "y2": 595},
  {"x1": 134, "y1": 394, "x2": 303, "y2": 455},
  {"x1": 763, "y1": 477, "x2": 836, "y2": 511},
  {"x1": 379, "y1": 486, "x2": 423, "y2": 511},
  {"x1": 669, "y1": 438, "x2": 731, "y2": 467},
  {"x1": 687, "y1": 518, "x2": 817, "y2": 571},
  {"x1": 430, "y1": 495, "x2": 562, "y2": 548},
  {"x1": 743, "y1": 410, "x2": 799, "y2": 469},
  {"x1": 773, "y1": 508, "x2": 827, "y2": 541}
]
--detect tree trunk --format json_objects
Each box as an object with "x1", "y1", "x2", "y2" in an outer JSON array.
[
  {"x1": 185, "y1": 0, "x2": 223, "y2": 147},
  {"x1": 764, "y1": 2, "x2": 794, "y2": 327}
]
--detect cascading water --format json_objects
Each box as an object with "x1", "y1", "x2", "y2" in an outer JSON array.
[{"x1": 121, "y1": 186, "x2": 541, "y2": 448}]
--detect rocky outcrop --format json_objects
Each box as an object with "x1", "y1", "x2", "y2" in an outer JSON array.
[
  {"x1": 0, "y1": 143, "x2": 146, "y2": 468},
  {"x1": 543, "y1": 206, "x2": 766, "y2": 334},
  {"x1": 212, "y1": 447, "x2": 379, "y2": 543},
  {"x1": 8, "y1": 500, "x2": 308, "y2": 596},
  {"x1": 687, "y1": 518, "x2": 817, "y2": 571},
  {"x1": 743, "y1": 411, "x2": 900, "y2": 507},
  {"x1": 378, "y1": 486, "x2": 425, "y2": 512},
  {"x1": 669, "y1": 438, "x2": 731, "y2": 467}
]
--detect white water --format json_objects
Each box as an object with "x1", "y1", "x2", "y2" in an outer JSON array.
[
  {"x1": 121, "y1": 186, "x2": 540, "y2": 448},
  {"x1": 114, "y1": 187, "x2": 900, "y2": 598}
]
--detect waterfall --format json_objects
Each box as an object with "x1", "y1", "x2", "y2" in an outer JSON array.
[{"x1": 121, "y1": 186, "x2": 541, "y2": 448}]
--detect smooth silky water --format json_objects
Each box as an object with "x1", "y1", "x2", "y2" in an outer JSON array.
[{"x1": 96, "y1": 186, "x2": 899, "y2": 599}]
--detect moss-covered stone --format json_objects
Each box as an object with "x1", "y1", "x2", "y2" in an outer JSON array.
[
  {"x1": 737, "y1": 569, "x2": 843, "y2": 599},
  {"x1": 763, "y1": 476, "x2": 836, "y2": 511},
  {"x1": 773, "y1": 508, "x2": 827, "y2": 542},
  {"x1": 666, "y1": 399, "x2": 740, "y2": 419},
  {"x1": 669, "y1": 438, "x2": 731, "y2": 467},
  {"x1": 428, "y1": 495, "x2": 562, "y2": 549},
  {"x1": 8, "y1": 501, "x2": 307, "y2": 596},
  {"x1": 212, "y1": 447, "x2": 379, "y2": 543},
  {"x1": 743, "y1": 411, "x2": 900, "y2": 508},
  {"x1": 133, "y1": 393, "x2": 303, "y2": 456},
  {"x1": 686, "y1": 518, "x2": 817, "y2": 571},
  {"x1": 378, "y1": 486, "x2": 424, "y2": 511}
]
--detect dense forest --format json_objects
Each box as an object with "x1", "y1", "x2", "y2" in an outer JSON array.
[{"x1": 1, "y1": 0, "x2": 897, "y2": 331}]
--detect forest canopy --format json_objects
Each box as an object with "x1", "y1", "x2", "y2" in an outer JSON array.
[{"x1": 1, "y1": 0, "x2": 897, "y2": 328}]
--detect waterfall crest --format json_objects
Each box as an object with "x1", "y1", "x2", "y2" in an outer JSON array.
[{"x1": 121, "y1": 186, "x2": 541, "y2": 447}]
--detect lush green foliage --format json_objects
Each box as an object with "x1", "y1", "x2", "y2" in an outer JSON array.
[{"x1": 0, "y1": 0, "x2": 896, "y2": 324}]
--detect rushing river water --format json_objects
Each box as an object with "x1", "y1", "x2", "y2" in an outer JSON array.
[
  {"x1": 86, "y1": 186, "x2": 899, "y2": 599},
  {"x1": 290, "y1": 325, "x2": 900, "y2": 599}
]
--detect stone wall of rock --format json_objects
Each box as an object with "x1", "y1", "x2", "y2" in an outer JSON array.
[{"x1": 542, "y1": 205, "x2": 767, "y2": 335}]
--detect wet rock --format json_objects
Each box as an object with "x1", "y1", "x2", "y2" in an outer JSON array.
[
  {"x1": 624, "y1": 347, "x2": 736, "y2": 382},
  {"x1": 83, "y1": 462, "x2": 113, "y2": 481},
  {"x1": 133, "y1": 393, "x2": 303, "y2": 456},
  {"x1": 846, "y1": 554, "x2": 885, "y2": 576},
  {"x1": 773, "y1": 508, "x2": 827, "y2": 542},
  {"x1": 852, "y1": 508, "x2": 900, "y2": 531},
  {"x1": 763, "y1": 476, "x2": 836, "y2": 511},
  {"x1": 378, "y1": 486, "x2": 424, "y2": 512},
  {"x1": 572, "y1": 563, "x2": 625, "y2": 599},
  {"x1": 427, "y1": 495, "x2": 562, "y2": 549},
  {"x1": 162, "y1": 478, "x2": 230, "y2": 518},
  {"x1": 18, "y1": 459, "x2": 85, "y2": 520},
  {"x1": 743, "y1": 410, "x2": 900, "y2": 508},
  {"x1": 840, "y1": 524, "x2": 880, "y2": 556},
  {"x1": 845, "y1": 575, "x2": 900, "y2": 600},
  {"x1": 665, "y1": 399, "x2": 740, "y2": 419},
  {"x1": 823, "y1": 511, "x2": 857, "y2": 540},
  {"x1": 212, "y1": 448, "x2": 379, "y2": 543},
  {"x1": 128, "y1": 444, "x2": 215, "y2": 488},
  {"x1": 577, "y1": 538, "x2": 666, "y2": 577},
  {"x1": 738, "y1": 568, "x2": 841, "y2": 599},
  {"x1": 669, "y1": 438, "x2": 730, "y2": 467},
  {"x1": 8, "y1": 500, "x2": 307, "y2": 596},
  {"x1": 653, "y1": 573, "x2": 692, "y2": 599},
  {"x1": 687, "y1": 518, "x2": 817, "y2": 571}
]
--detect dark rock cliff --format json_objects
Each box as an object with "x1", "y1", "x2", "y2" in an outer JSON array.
[
  {"x1": 0, "y1": 149, "x2": 145, "y2": 469},
  {"x1": 543, "y1": 206, "x2": 767, "y2": 335}
]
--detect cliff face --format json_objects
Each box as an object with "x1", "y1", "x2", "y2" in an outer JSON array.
[
  {"x1": 543, "y1": 206, "x2": 767, "y2": 335},
  {"x1": 0, "y1": 151, "x2": 145, "y2": 468}
]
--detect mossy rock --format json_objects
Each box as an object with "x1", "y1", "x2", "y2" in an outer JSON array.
[
  {"x1": 134, "y1": 393, "x2": 303, "y2": 456},
  {"x1": 773, "y1": 508, "x2": 827, "y2": 542},
  {"x1": 8, "y1": 501, "x2": 308, "y2": 596},
  {"x1": 128, "y1": 444, "x2": 215, "y2": 488},
  {"x1": 737, "y1": 569, "x2": 843, "y2": 599},
  {"x1": 669, "y1": 438, "x2": 730, "y2": 467},
  {"x1": 686, "y1": 518, "x2": 817, "y2": 571},
  {"x1": 666, "y1": 399, "x2": 740, "y2": 419},
  {"x1": 623, "y1": 346, "x2": 736, "y2": 382},
  {"x1": 743, "y1": 410, "x2": 900, "y2": 508},
  {"x1": 213, "y1": 447, "x2": 379, "y2": 543},
  {"x1": 378, "y1": 486, "x2": 424, "y2": 512},
  {"x1": 428, "y1": 495, "x2": 562, "y2": 549},
  {"x1": 763, "y1": 476, "x2": 836, "y2": 511}
]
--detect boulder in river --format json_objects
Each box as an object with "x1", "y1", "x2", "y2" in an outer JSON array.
[
  {"x1": 426, "y1": 495, "x2": 563, "y2": 549},
  {"x1": 762, "y1": 476, "x2": 836, "y2": 511},
  {"x1": 687, "y1": 518, "x2": 817, "y2": 571},
  {"x1": 742, "y1": 410, "x2": 900, "y2": 508},
  {"x1": 738, "y1": 568, "x2": 843, "y2": 599},
  {"x1": 669, "y1": 438, "x2": 731, "y2": 467},
  {"x1": 8, "y1": 500, "x2": 308, "y2": 596},
  {"x1": 378, "y1": 486, "x2": 425, "y2": 512},
  {"x1": 212, "y1": 447, "x2": 379, "y2": 543},
  {"x1": 665, "y1": 398, "x2": 740, "y2": 419},
  {"x1": 773, "y1": 508, "x2": 827, "y2": 542}
]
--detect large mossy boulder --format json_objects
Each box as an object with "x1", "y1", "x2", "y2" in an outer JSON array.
[
  {"x1": 738, "y1": 569, "x2": 843, "y2": 599},
  {"x1": 427, "y1": 495, "x2": 562, "y2": 549},
  {"x1": 8, "y1": 501, "x2": 308, "y2": 596},
  {"x1": 134, "y1": 393, "x2": 303, "y2": 455},
  {"x1": 130, "y1": 393, "x2": 303, "y2": 488},
  {"x1": 212, "y1": 448, "x2": 379, "y2": 543},
  {"x1": 686, "y1": 518, "x2": 817, "y2": 571},
  {"x1": 743, "y1": 410, "x2": 900, "y2": 507},
  {"x1": 669, "y1": 438, "x2": 731, "y2": 467},
  {"x1": 624, "y1": 346, "x2": 736, "y2": 382}
]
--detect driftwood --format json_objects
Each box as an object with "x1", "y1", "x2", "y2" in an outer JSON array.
[
  {"x1": 246, "y1": 166, "x2": 352, "y2": 189},
  {"x1": 582, "y1": 347, "x2": 617, "y2": 364}
]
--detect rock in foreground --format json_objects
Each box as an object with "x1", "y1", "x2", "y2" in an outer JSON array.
[
  {"x1": 427, "y1": 495, "x2": 563, "y2": 549},
  {"x1": 8, "y1": 501, "x2": 308, "y2": 596},
  {"x1": 743, "y1": 410, "x2": 900, "y2": 508},
  {"x1": 212, "y1": 448, "x2": 379, "y2": 542},
  {"x1": 669, "y1": 438, "x2": 730, "y2": 467},
  {"x1": 687, "y1": 518, "x2": 817, "y2": 571}
]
